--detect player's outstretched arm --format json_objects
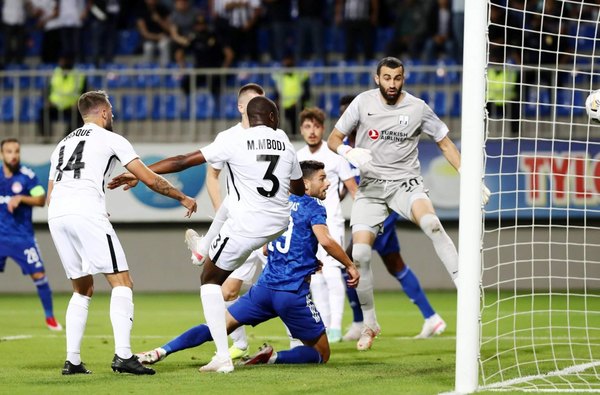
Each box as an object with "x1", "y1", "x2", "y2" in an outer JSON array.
[
  {"x1": 312, "y1": 224, "x2": 359, "y2": 288},
  {"x1": 147, "y1": 150, "x2": 207, "y2": 175},
  {"x1": 125, "y1": 159, "x2": 198, "y2": 217}
]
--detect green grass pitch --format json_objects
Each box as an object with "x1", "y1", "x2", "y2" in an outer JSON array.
[{"x1": 0, "y1": 291, "x2": 458, "y2": 394}]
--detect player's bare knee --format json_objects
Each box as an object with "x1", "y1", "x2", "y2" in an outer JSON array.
[{"x1": 352, "y1": 243, "x2": 372, "y2": 269}]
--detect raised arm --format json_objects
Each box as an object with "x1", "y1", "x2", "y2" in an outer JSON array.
[
  {"x1": 125, "y1": 159, "x2": 197, "y2": 217},
  {"x1": 436, "y1": 135, "x2": 461, "y2": 171},
  {"x1": 312, "y1": 224, "x2": 359, "y2": 288}
]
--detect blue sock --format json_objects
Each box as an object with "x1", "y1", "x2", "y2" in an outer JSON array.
[
  {"x1": 162, "y1": 324, "x2": 213, "y2": 354},
  {"x1": 274, "y1": 346, "x2": 322, "y2": 364},
  {"x1": 342, "y1": 269, "x2": 363, "y2": 323},
  {"x1": 395, "y1": 267, "x2": 435, "y2": 319},
  {"x1": 34, "y1": 276, "x2": 54, "y2": 318}
]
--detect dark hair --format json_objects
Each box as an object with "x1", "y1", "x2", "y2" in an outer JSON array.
[
  {"x1": 299, "y1": 107, "x2": 325, "y2": 126},
  {"x1": 300, "y1": 160, "x2": 325, "y2": 180},
  {"x1": 376, "y1": 57, "x2": 404, "y2": 75},
  {"x1": 238, "y1": 83, "x2": 264, "y2": 97},
  {"x1": 78, "y1": 90, "x2": 110, "y2": 117},
  {"x1": 1, "y1": 138, "x2": 19, "y2": 151},
  {"x1": 339, "y1": 95, "x2": 356, "y2": 107}
]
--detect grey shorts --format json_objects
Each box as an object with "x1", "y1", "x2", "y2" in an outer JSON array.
[{"x1": 350, "y1": 176, "x2": 430, "y2": 228}]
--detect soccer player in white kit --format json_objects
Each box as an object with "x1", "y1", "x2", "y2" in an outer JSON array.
[
  {"x1": 327, "y1": 57, "x2": 490, "y2": 350},
  {"x1": 296, "y1": 107, "x2": 357, "y2": 343},
  {"x1": 47, "y1": 91, "x2": 197, "y2": 375},
  {"x1": 110, "y1": 96, "x2": 305, "y2": 373}
]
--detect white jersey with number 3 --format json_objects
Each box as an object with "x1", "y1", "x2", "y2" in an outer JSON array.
[
  {"x1": 201, "y1": 125, "x2": 302, "y2": 238},
  {"x1": 48, "y1": 123, "x2": 139, "y2": 219}
]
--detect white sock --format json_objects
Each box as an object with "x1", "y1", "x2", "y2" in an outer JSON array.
[
  {"x1": 110, "y1": 286, "x2": 134, "y2": 359},
  {"x1": 225, "y1": 298, "x2": 247, "y2": 350},
  {"x1": 201, "y1": 284, "x2": 229, "y2": 359},
  {"x1": 201, "y1": 203, "x2": 229, "y2": 254},
  {"x1": 66, "y1": 293, "x2": 91, "y2": 365},
  {"x1": 322, "y1": 266, "x2": 345, "y2": 331},
  {"x1": 355, "y1": 257, "x2": 378, "y2": 328},
  {"x1": 283, "y1": 323, "x2": 303, "y2": 349},
  {"x1": 310, "y1": 272, "x2": 330, "y2": 328},
  {"x1": 419, "y1": 214, "x2": 459, "y2": 280}
]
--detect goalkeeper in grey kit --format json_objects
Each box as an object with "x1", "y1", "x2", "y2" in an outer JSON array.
[{"x1": 327, "y1": 56, "x2": 490, "y2": 346}]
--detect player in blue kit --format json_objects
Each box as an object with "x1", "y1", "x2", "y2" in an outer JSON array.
[
  {"x1": 135, "y1": 160, "x2": 360, "y2": 368},
  {"x1": 0, "y1": 138, "x2": 62, "y2": 331}
]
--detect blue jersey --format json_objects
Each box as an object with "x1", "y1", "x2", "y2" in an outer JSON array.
[
  {"x1": 0, "y1": 166, "x2": 42, "y2": 241},
  {"x1": 257, "y1": 194, "x2": 327, "y2": 293}
]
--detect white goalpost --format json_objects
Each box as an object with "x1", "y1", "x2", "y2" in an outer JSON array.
[{"x1": 456, "y1": 0, "x2": 600, "y2": 393}]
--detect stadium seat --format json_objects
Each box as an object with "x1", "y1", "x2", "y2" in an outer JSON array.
[
  {"x1": 571, "y1": 22, "x2": 597, "y2": 52},
  {"x1": 121, "y1": 94, "x2": 149, "y2": 121},
  {"x1": 318, "y1": 92, "x2": 341, "y2": 118},
  {"x1": 556, "y1": 89, "x2": 585, "y2": 116},
  {"x1": 524, "y1": 88, "x2": 551, "y2": 116},
  {"x1": 329, "y1": 60, "x2": 357, "y2": 87},
  {"x1": 360, "y1": 59, "x2": 378, "y2": 86},
  {"x1": 433, "y1": 91, "x2": 447, "y2": 117},
  {"x1": 19, "y1": 95, "x2": 43, "y2": 122},
  {"x1": 2, "y1": 64, "x2": 30, "y2": 89},
  {"x1": 133, "y1": 62, "x2": 161, "y2": 88},
  {"x1": 34, "y1": 63, "x2": 55, "y2": 89},
  {"x1": 299, "y1": 59, "x2": 325, "y2": 87},
  {"x1": 105, "y1": 63, "x2": 131, "y2": 89},
  {"x1": 194, "y1": 92, "x2": 216, "y2": 120},
  {"x1": 433, "y1": 59, "x2": 460, "y2": 85},
  {"x1": 404, "y1": 59, "x2": 427, "y2": 85},
  {"x1": 116, "y1": 29, "x2": 141, "y2": 56},
  {"x1": 151, "y1": 93, "x2": 179, "y2": 120},
  {"x1": 419, "y1": 91, "x2": 430, "y2": 106},
  {"x1": 450, "y1": 91, "x2": 461, "y2": 117},
  {"x1": 236, "y1": 61, "x2": 260, "y2": 86},
  {"x1": 1, "y1": 96, "x2": 15, "y2": 122},
  {"x1": 219, "y1": 93, "x2": 239, "y2": 119}
]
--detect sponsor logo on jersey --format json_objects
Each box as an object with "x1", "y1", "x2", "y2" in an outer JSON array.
[
  {"x1": 11, "y1": 182, "x2": 23, "y2": 194},
  {"x1": 0, "y1": 195, "x2": 12, "y2": 204},
  {"x1": 368, "y1": 129, "x2": 380, "y2": 140},
  {"x1": 130, "y1": 155, "x2": 206, "y2": 208},
  {"x1": 399, "y1": 115, "x2": 409, "y2": 126}
]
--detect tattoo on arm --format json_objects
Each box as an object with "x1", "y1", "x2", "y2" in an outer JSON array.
[{"x1": 152, "y1": 176, "x2": 175, "y2": 196}]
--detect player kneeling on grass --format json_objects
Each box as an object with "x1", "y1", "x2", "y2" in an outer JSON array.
[{"x1": 136, "y1": 160, "x2": 360, "y2": 369}]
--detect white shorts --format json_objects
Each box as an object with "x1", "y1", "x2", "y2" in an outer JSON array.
[
  {"x1": 351, "y1": 176, "x2": 430, "y2": 228},
  {"x1": 48, "y1": 215, "x2": 128, "y2": 279},
  {"x1": 316, "y1": 220, "x2": 345, "y2": 269},
  {"x1": 229, "y1": 248, "x2": 267, "y2": 284},
  {"x1": 209, "y1": 219, "x2": 284, "y2": 272}
]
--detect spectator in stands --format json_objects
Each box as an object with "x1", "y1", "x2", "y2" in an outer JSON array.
[
  {"x1": 487, "y1": 47, "x2": 520, "y2": 136},
  {"x1": 1, "y1": 0, "x2": 29, "y2": 65},
  {"x1": 180, "y1": 14, "x2": 234, "y2": 106},
  {"x1": 272, "y1": 53, "x2": 310, "y2": 135},
  {"x1": 31, "y1": 0, "x2": 60, "y2": 64},
  {"x1": 38, "y1": 55, "x2": 87, "y2": 140},
  {"x1": 170, "y1": 0, "x2": 202, "y2": 68},
  {"x1": 54, "y1": 0, "x2": 90, "y2": 61},
  {"x1": 335, "y1": 0, "x2": 378, "y2": 62},
  {"x1": 262, "y1": 0, "x2": 292, "y2": 62},
  {"x1": 88, "y1": 0, "x2": 121, "y2": 66},
  {"x1": 294, "y1": 0, "x2": 326, "y2": 62},
  {"x1": 384, "y1": 0, "x2": 431, "y2": 60},
  {"x1": 224, "y1": 0, "x2": 261, "y2": 62},
  {"x1": 137, "y1": 0, "x2": 172, "y2": 67},
  {"x1": 208, "y1": 0, "x2": 232, "y2": 44},
  {"x1": 422, "y1": 0, "x2": 455, "y2": 63}
]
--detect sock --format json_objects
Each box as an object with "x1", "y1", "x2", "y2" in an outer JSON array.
[
  {"x1": 322, "y1": 266, "x2": 345, "y2": 331},
  {"x1": 66, "y1": 293, "x2": 91, "y2": 365},
  {"x1": 353, "y1": 243, "x2": 377, "y2": 327},
  {"x1": 34, "y1": 275, "x2": 54, "y2": 318},
  {"x1": 110, "y1": 286, "x2": 134, "y2": 359},
  {"x1": 342, "y1": 269, "x2": 364, "y2": 322},
  {"x1": 225, "y1": 298, "x2": 247, "y2": 350},
  {"x1": 395, "y1": 267, "x2": 435, "y2": 319},
  {"x1": 273, "y1": 346, "x2": 322, "y2": 364},
  {"x1": 201, "y1": 203, "x2": 229, "y2": 254},
  {"x1": 200, "y1": 284, "x2": 229, "y2": 359},
  {"x1": 163, "y1": 324, "x2": 212, "y2": 354},
  {"x1": 419, "y1": 214, "x2": 458, "y2": 280},
  {"x1": 283, "y1": 323, "x2": 303, "y2": 348},
  {"x1": 309, "y1": 272, "x2": 330, "y2": 328}
]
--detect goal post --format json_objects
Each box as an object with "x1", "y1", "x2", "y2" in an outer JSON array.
[{"x1": 455, "y1": 0, "x2": 600, "y2": 393}]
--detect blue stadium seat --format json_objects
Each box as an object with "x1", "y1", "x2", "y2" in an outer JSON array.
[
  {"x1": 1, "y1": 96, "x2": 15, "y2": 122},
  {"x1": 236, "y1": 61, "x2": 260, "y2": 86},
  {"x1": 34, "y1": 64, "x2": 55, "y2": 89},
  {"x1": 419, "y1": 91, "x2": 430, "y2": 106},
  {"x1": 359, "y1": 59, "x2": 378, "y2": 86},
  {"x1": 299, "y1": 60, "x2": 325, "y2": 87},
  {"x1": 571, "y1": 23, "x2": 597, "y2": 52},
  {"x1": 121, "y1": 94, "x2": 149, "y2": 121},
  {"x1": 219, "y1": 93, "x2": 239, "y2": 119},
  {"x1": 318, "y1": 92, "x2": 341, "y2": 118},
  {"x1": 105, "y1": 63, "x2": 131, "y2": 89},
  {"x1": 329, "y1": 60, "x2": 357, "y2": 87},
  {"x1": 194, "y1": 92, "x2": 216, "y2": 120},
  {"x1": 433, "y1": 59, "x2": 459, "y2": 85},
  {"x1": 19, "y1": 95, "x2": 43, "y2": 122},
  {"x1": 151, "y1": 94, "x2": 179, "y2": 120},
  {"x1": 433, "y1": 91, "x2": 447, "y2": 117},
  {"x1": 134, "y1": 62, "x2": 161, "y2": 88},
  {"x1": 450, "y1": 91, "x2": 461, "y2": 117},
  {"x1": 556, "y1": 89, "x2": 585, "y2": 116},
  {"x1": 2, "y1": 64, "x2": 30, "y2": 89},
  {"x1": 117, "y1": 29, "x2": 141, "y2": 56},
  {"x1": 525, "y1": 88, "x2": 551, "y2": 116},
  {"x1": 403, "y1": 59, "x2": 427, "y2": 85}
]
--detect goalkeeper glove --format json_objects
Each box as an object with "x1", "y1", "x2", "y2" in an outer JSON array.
[
  {"x1": 337, "y1": 145, "x2": 372, "y2": 169},
  {"x1": 458, "y1": 167, "x2": 491, "y2": 205}
]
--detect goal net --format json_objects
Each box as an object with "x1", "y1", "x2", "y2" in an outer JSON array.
[{"x1": 456, "y1": 0, "x2": 600, "y2": 392}]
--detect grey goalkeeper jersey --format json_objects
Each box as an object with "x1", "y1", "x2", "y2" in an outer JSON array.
[{"x1": 335, "y1": 89, "x2": 449, "y2": 180}]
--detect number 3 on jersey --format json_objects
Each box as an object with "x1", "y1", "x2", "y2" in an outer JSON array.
[
  {"x1": 55, "y1": 141, "x2": 86, "y2": 181},
  {"x1": 257, "y1": 154, "x2": 280, "y2": 197}
]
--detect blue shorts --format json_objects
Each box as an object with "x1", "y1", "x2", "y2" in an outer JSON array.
[
  {"x1": 0, "y1": 238, "x2": 45, "y2": 275},
  {"x1": 228, "y1": 284, "x2": 325, "y2": 341},
  {"x1": 372, "y1": 212, "x2": 401, "y2": 256}
]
